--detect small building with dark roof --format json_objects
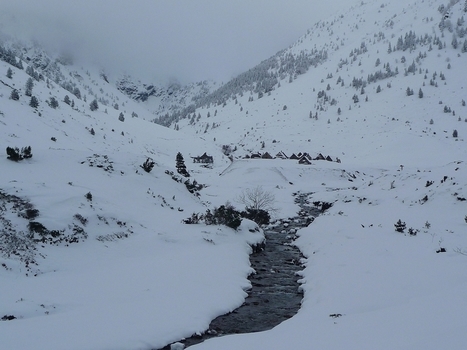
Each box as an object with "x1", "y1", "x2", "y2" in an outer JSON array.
[
  {"x1": 250, "y1": 152, "x2": 262, "y2": 159},
  {"x1": 314, "y1": 153, "x2": 325, "y2": 161},
  {"x1": 275, "y1": 151, "x2": 288, "y2": 159},
  {"x1": 192, "y1": 152, "x2": 213, "y2": 164}
]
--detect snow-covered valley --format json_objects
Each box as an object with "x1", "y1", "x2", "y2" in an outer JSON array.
[{"x1": 1, "y1": 0, "x2": 467, "y2": 349}]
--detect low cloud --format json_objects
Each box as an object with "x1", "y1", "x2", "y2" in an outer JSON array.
[{"x1": 1, "y1": 0, "x2": 346, "y2": 84}]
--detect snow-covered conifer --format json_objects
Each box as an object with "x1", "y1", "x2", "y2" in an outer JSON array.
[
  {"x1": 176, "y1": 152, "x2": 190, "y2": 177},
  {"x1": 29, "y1": 96, "x2": 39, "y2": 108},
  {"x1": 10, "y1": 89, "x2": 19, "y2": 101},
  {"x1": 89, "y1": 99, "x2": 99, "y2": 111},
  {"x1": 25, "y1": 77, "x2": 34, "y2": 97}
]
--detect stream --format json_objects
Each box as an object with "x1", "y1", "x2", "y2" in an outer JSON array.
[{"x1": 158, "y1": 193, "x2": 321, "y2": 350}]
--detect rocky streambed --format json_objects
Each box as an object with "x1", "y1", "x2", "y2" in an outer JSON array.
[{"x1": 158, "y1": 193, "x2": 322, "y2": 350}]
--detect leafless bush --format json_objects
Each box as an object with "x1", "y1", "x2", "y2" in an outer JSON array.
[{"x1": 236, "y1": 186, "x2": 278, "y2": 214}]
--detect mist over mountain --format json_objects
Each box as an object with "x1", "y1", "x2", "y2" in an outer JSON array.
[{"x1": 0, "y1": 0, "x2": 344, "y2": 84}]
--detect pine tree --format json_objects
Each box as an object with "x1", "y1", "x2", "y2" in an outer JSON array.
[
  {"x1": 6, "y1": 67, "x2": 13, "y2": 79},
  {"x1": 10, "y1": 89, "x2": 19, "y2": 101},
  {"x1": 6, "y1": 147, "x2": 21, "y2": 161},
  {"x1": 49, "y1": 97, "x2": 59, "y2": 108},
  {"x1": 29, "y1": 96, "x2": 39, "y2": 108},
  {"x1": 452, "y1": 34, "x2": 458, "y2": 49},
  {"x1": 22, "y1": 146, "x2": 32, "y2": 159},
  {"x1": 73, "y1": 87, "x2": 81, "y2": 99},
  {"x1": 118, "y1": 112, "x2": 125, "y2": 122},
  {"x1": 418, "y1": 88, "x2": 424, "y2": 98},
  {"x1": 25, "y1": 77, "x2": 34, "y2": 97},
  {"x1": 64, "y1": 95, "x2": 71, "y2": 105},
  {"x1": 394, "y1": 219, "x2": 406, "y2": 233},
  {"x1": 462, "y1": 39, "x2": 467, "y2": 53},
  {"x1": 176, "y1": 152, "x2": 190, "y2": 177},
  {"x1": 26, "y1": 66, "x2": 35, "y2": 79},
  {"x1": 89, "y1": 99, "x2": 99, "y2": 111},
  {"x1": 141, "y1": 158, "x2": 155, "y2": 173},
  {"x1": 453, "y1": 129, "x2": 458, "y2": 138}
]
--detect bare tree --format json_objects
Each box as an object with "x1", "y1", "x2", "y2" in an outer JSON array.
[{"x1": 236, "y1": 186, "x2": 277, "y2": 214}]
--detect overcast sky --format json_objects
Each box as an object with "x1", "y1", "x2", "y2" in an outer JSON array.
[{"x1": 1, "y1": 1, "x2": 348, "y2": 84}]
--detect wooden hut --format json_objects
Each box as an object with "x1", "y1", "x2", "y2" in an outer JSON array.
[
  {"x1": 250, "y1": 152, "x2": 262, "y2": 159},
  {"x1": 290, "y1": 153, "x2": 299, "y2": 160},
  {"x1": 314, "y1": 153, "x2": 325, "y2": 160},
  {"x1": 192, "y1": 152, "x2": 213, "y2": 164},
  {"x1": 298, "y1": 156, "x2": 312, "y2": 165},
  {"x1": 275, "y1": 151, "x2": 288, "y2": 159}
]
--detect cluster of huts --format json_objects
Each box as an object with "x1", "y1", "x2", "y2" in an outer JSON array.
[
  {"x1": 191, "y1": 151, "x2": 341, "y2": 166},
  {"x1": 243, "y1": 151, "x2": 341, "y2": 165}
]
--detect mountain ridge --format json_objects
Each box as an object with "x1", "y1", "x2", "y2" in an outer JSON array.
[{"x1": 153, "y1": 0, "x2": 467, "y2": 167}]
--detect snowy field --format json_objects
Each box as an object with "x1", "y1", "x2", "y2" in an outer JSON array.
[{"x1": 1, "y1": 0, "x2": 467, "y2": 349}]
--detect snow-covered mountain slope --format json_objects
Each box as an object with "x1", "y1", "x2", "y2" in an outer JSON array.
[
  {"x1": 0, "y1": 39, "x2": 265, "y2": 350},
  {"x1": 1, "y1": 1, "x2": 467, "y2": 350},
  {"x1": 116, "y1": 76, "x2": 218, "y2": 120},
  {"x1": 161, "y1": 0, "x2": 467, "y2": 168}
]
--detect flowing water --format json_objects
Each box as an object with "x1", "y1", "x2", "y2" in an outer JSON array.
[{"x1": 158, "y1": 193, "x2": 321, "y2": 350}]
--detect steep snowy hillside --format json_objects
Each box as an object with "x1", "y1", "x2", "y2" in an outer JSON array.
[
  {"x1": 1, "y1": 1, "x2": 467, "y2": 350},
  {"x1": 162, "y1": 0, "x2": 467, "y2": 167},
  {"x1": 0, "y1": 39, "x2": 265, "y2": 350},
  {"x1": 116, "y1": 76, "x2": 218, "y2": 120}
]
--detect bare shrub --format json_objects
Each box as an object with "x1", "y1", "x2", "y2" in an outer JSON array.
[{"x1": 236, "y1": 186, "x2": 277, "y2": 214}]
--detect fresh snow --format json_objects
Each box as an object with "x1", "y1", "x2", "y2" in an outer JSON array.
[{"x1": 1, "y1": 0, "x2": 467, "y2": 349}]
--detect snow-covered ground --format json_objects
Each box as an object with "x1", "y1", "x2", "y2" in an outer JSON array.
[
  {"x1": 190, "y1": 161, "x2": 467, "y2": 350},
  {"x1": 1, "y1": 0, "x2": 467, "y2": 349},
  {"x1": 0, "y1": 57, "x2": 265, "y2": 350}
]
